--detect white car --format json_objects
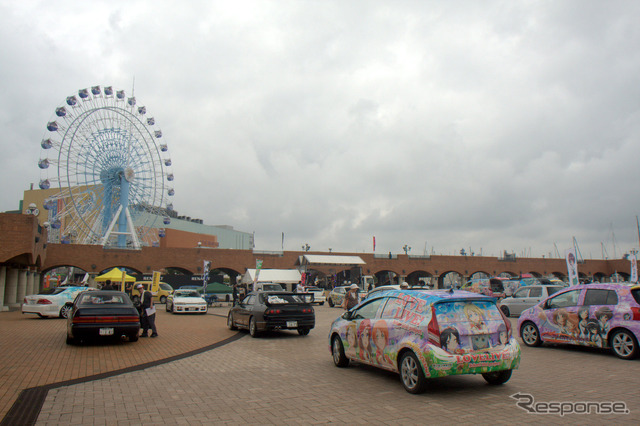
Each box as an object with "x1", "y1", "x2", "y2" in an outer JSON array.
[
  {"x1": 499, "y1": 284, "x2": 565, "y2": 317},
  {"x1": 166, "y1": 289, "x2": 208, "y2": 314},
  {"x1": 304, "y1": 287, "x2": 326, "y2": 305},
  {"x1": 22, "y1": 286, "x2": 97, "y2": 318}
]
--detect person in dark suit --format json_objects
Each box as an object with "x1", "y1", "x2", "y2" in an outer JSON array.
[{"x1": 137, "y1": 283, "x2": 158, "y2": 337}]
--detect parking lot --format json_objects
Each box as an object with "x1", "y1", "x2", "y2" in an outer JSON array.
[{"x1": 2, "y1": 304, "x2": 640, "y2": 425}]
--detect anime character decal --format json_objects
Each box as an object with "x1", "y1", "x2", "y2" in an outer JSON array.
[
  {"x1": 552, "y1": 308, "x2": 577, "y2": 336},
  {"x1": 440, "y1": 327, "x2": 462, "y2": 354},
  {"x1": 595, "y1": 306, "x2": 613, "y2": 339},
  {"x1": 372, "y1": 320, "x2": 393, "y2": 366},
  {"x1": 345, "y1": 322, "x2": 358, "y2": 357},
  {"x1": 357, "y1": 319, "x2": 372, "y2": 361},
  {"x1": 463, "y1": 303, "x2": 489, "y2": 334},
  {"x1": 577, "y1": 307, "x2": 590, "y2": 339}
]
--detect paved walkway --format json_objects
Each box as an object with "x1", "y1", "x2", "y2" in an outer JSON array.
[
  {"x1": 0, "y1": 304, "x2": 236, "y2": 424},
  {"x1": 2, "y1": 304, "x2": 640, "y2": 424}
]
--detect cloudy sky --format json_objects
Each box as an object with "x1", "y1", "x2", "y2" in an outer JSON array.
[{"x1": 2, "y1": 0, "x2": 640, "y2": 259}]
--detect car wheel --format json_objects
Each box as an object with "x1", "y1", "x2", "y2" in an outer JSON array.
[
  {"x1": 249, "y1": 317, "x2": 259, "y2": 338},
  {"x1": 327, "y1": 298, "x2": 334, "y2": 307},
  {"x1": 60, "y1": 304, "x2": 73, "y2": 319},
  {"x1": 331, "y1": 336, "x2": 349, "y2": 368},
  {"x1": 65, "y1": 335, "x2": 76, "y2": 345},
  {"x1": 610, "y1": 329, "x2": 639, "y2": 360},
  {"x1": 129, "y1": 333, "x2": 139, "y2": 342},
  {"x1": 160, "y1": 296, "x2": 167, "y2": 304},
  {"x1": 520, "y1": 322, "x2": 542, "y2": 347},
  {"x1": 482, "y1": 369, "x2": 512, "y2": 385},
  {"x1": 400, "y1": 351, "x2": 427, "y2": 394},
  {"x1": 297, "y1": 328, "x2": 310, "y2": 336},
  {"x1": 319, "y1": 301, "x2": 324, "y2": 306},
  {"x1": 500, "y1": 305, "x2": 510, "y2": 317},
  {"x1": 227, "y1": 313, "x2": 237, "y2": 330}
]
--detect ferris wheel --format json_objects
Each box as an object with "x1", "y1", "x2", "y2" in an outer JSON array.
[{"x1": 37, "y1": 85, "x2": 174, "y2": 249}]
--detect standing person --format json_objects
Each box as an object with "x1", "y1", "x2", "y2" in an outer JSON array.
[
  {"x1": 296, "y1": 281, "x2": 305, "y2": 293},
  {"x1": 342, "y1": 283, "x2": 360, "y2": 310},
  {"x1": 232, "y1": 284, "x2": 238, "y2": 306},
  {"x1": 102, "y1": 280, "x2": 113, "y2": 290},
  {"x1": 137, "y1": 283, "x2": 158, "y2": 338}
]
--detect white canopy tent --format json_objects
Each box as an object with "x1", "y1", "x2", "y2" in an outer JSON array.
[
  {"x1": 295, "y1": 254, "x2": 366, "y2": 266},
  {"x1": 240, "y1": 269, "x2": 302, "y2": 291}
]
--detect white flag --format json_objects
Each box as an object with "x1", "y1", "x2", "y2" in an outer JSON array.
[
  {"x1": 565, "y1": 248, "x2": 579, "y2": 286},
  {"x1": 630, "y1": 253, "x2": 638, "y2": 283}
]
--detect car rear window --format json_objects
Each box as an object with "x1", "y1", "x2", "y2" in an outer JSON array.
[
  {"x1": 583, "y1": 289, "x2": 618, "y2": 306},
  {"x1": 435, "y1": 300, "x2": 507, "y2": 352},
  {"x1": 632, "y1": 289, "x2": 640, "y2": 305},
  {"x1": 78, "y1": 294, "x2": 128, "y2": 305},
  {"x1": 263, "y1": 294, "x2": 307, "y2": 304},
  {"x1": 547, "y1": 286, "x2": 563, "y2": 296},
  {"x1": 38, "y1": 288, "x2": 63, "y2": 295}
]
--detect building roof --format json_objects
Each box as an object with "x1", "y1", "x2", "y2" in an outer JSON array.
[{"x1": 295, "y1": 254, "x2": 366, "y2": 266}]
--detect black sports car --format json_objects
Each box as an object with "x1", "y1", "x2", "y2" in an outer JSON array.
[
  {"x1": 227, "y1": 291, "x2": 315, "y2": 337},
  {"x1": 66, "y1": 290, "x2": 141, "y2": 344}
]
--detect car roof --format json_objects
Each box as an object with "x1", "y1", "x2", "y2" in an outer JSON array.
[{"x1": 366, "y1": 288, "x2": 494, "y2": 304}]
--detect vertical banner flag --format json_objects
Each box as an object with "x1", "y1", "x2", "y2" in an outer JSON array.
[
  {"x1": 282, "y1": 232, "x2": 285, "y2": 250},
  {"x1": 253, "y1": 259, "x2": 263, "y2": 291},
  {"x1": 630, "y1": 253, "x2": 638, "y2": 283},
  {"x1": 202, "y1": 261, "x2": 210, "y2": 295},
  {"x1": 152, "y1": 271, "x2": 161, "y2": 293},
  {"x1": 565, "y1": 248, "x2": 579, "y2": 286},
  {"x1": 373, "y1": 236, "x2": 376, "y2": 252},
  {"x1": 120, "y1": 270, "x2": 126, "y2": 292}
]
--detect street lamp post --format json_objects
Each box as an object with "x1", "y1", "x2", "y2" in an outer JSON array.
[{"x1": 403, "y1": 244, "x2": 411, "y2": 255}]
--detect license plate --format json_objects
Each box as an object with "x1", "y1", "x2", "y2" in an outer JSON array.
[
  {"x1": 99, "y1": 328, "x2": 114, "y2": 336},
  {"x1": 286, "y1": 321, "x2": 297, "y2": 327}
]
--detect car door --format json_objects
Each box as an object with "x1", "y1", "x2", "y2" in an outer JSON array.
[
  {"x1": 540, "y1": 288, "x2": 583, "y2": 342},
  {"x1": 236, "y1": 294, "x2": 256, "y2": 327},
  {"x1": 509, "y1": 287, "x2": 531, "y2": 316},
  {"x1": 579, "y1": 288, "x2": 619, "y2": 348},
  {"x1": 345, "y1": 298, "x2": 386, "y2": 365},
  {"x1": 522, "y1": 286, "x2": 544, "y2": 314}
]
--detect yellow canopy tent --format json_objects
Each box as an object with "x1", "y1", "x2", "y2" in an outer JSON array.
[{"x1": 94, "y1": 268, "x2": 136, "y2": 291}]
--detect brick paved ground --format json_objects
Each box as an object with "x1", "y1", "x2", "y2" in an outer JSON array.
[
  {"x1": 0, "y1": 305, "x2": 236, "y2": 421},
  {"x1": 20, "y1": 305, "x2": 640, "y2": 425}
]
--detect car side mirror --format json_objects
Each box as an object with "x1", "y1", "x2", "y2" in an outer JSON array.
[{"x1": 342, "y1": 311, "x2": 352, "y2": 320}]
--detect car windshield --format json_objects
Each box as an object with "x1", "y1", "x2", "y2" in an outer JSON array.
[
  {"x1": 547, "y1": 286, "x2": 563, "y2": 296},
  {"x1": 175, "y1": 290, "x2": 200, "y2": 297},
  {"x1": 306, "y1": 287, "x2": 321, "y2": 291}
]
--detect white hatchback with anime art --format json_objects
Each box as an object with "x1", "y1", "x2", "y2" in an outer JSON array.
[{"x1": 329, "y1": 289, "x2": 521, "y2": 393}]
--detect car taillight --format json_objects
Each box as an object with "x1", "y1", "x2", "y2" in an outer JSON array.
[
  {"x1": 73, "y1": 316, "x2": 139, "y2": 324},
  {"x1": 499, "y1": 307, "x2": 512, "y2": 337},
  {"x1": 427, "y1": 306, "x2": 440, "y2": 345},
  {"x1": 265, "y1": 309, "x2": 282, "y2": 315},
  {"x1": 631, "y1": 307, "x2": 640, "y2": 321},
  {"x1": 302, "y1": 308, "x2": 314, "y2": 313},
  {"x1": 37, "y1": 299, "x2": 53, "y2": 305}
]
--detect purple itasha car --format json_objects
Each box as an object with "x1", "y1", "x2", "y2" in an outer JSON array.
[{"x1": 517, "y1": 283, "x2": 640, "y2": 359}]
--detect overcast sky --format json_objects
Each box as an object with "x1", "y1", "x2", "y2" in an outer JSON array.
[{"x1": 2, "y1": 1, "x2": 640, "y2": 259}]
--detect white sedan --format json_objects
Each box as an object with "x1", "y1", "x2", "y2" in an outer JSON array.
[
  {"x1": 22, "y1": 286, "x2": 97, "y2": 318},
  {"x1": 304, "y1": 287, "x2": 326, "y2": 305},
  {"x1": 166, "y1": 289, "x2": 208, "y2": 314}
]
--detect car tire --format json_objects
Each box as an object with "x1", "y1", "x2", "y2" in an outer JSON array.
[
  {"x1": 60, "y1": 304, "x2": 73, "y2": 319},
  {"x1": 331, "y1": 336, "x2": 349, "y2": 368},
  {"x1": 165, "y1": 302, "x2": 170, "y2": 312},
  {"x1": 500, "y1": 305, "x2": 510, "y2": 317},
  {"x1": 66, "y1": 335, "x2": 76, "y2": 345},
  {"x1": 227, "y1": 313, "x2": 237, "y2": 330},
  {"x1": 249, "y1": 317, "x2": 259, "y2": 338},
  {"x1": 160, "y1": 296, "x2": 167, "y2": 304},
  {"x1": 297, "y1": 328, "x2": 310, "y2": 336},
  {"x1": 400, "y1": 351, "x2": 427, "y2": 394},
  {"x1": 610, "y1": 329, "x2": 639, "y2": 360},
  {"x1": 319, "y1": 301, "x2": 324, "y2": 306},
  {"x1": 520, "y1": 321, "x2": 542, "y2": 347},
  {"x1": 482, "y1": 369, "x2": 512, "y2": 385},
  {"x1": 129, "y1": 333, "x2": 139, "y2": 342},
  {"x1": 327, "y1": 298, "x2": 334, "y2": 307}
]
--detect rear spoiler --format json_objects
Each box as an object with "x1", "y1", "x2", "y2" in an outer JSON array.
[{"x1": 260, "y1": 292, "x2": 315, "y2": 304}]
